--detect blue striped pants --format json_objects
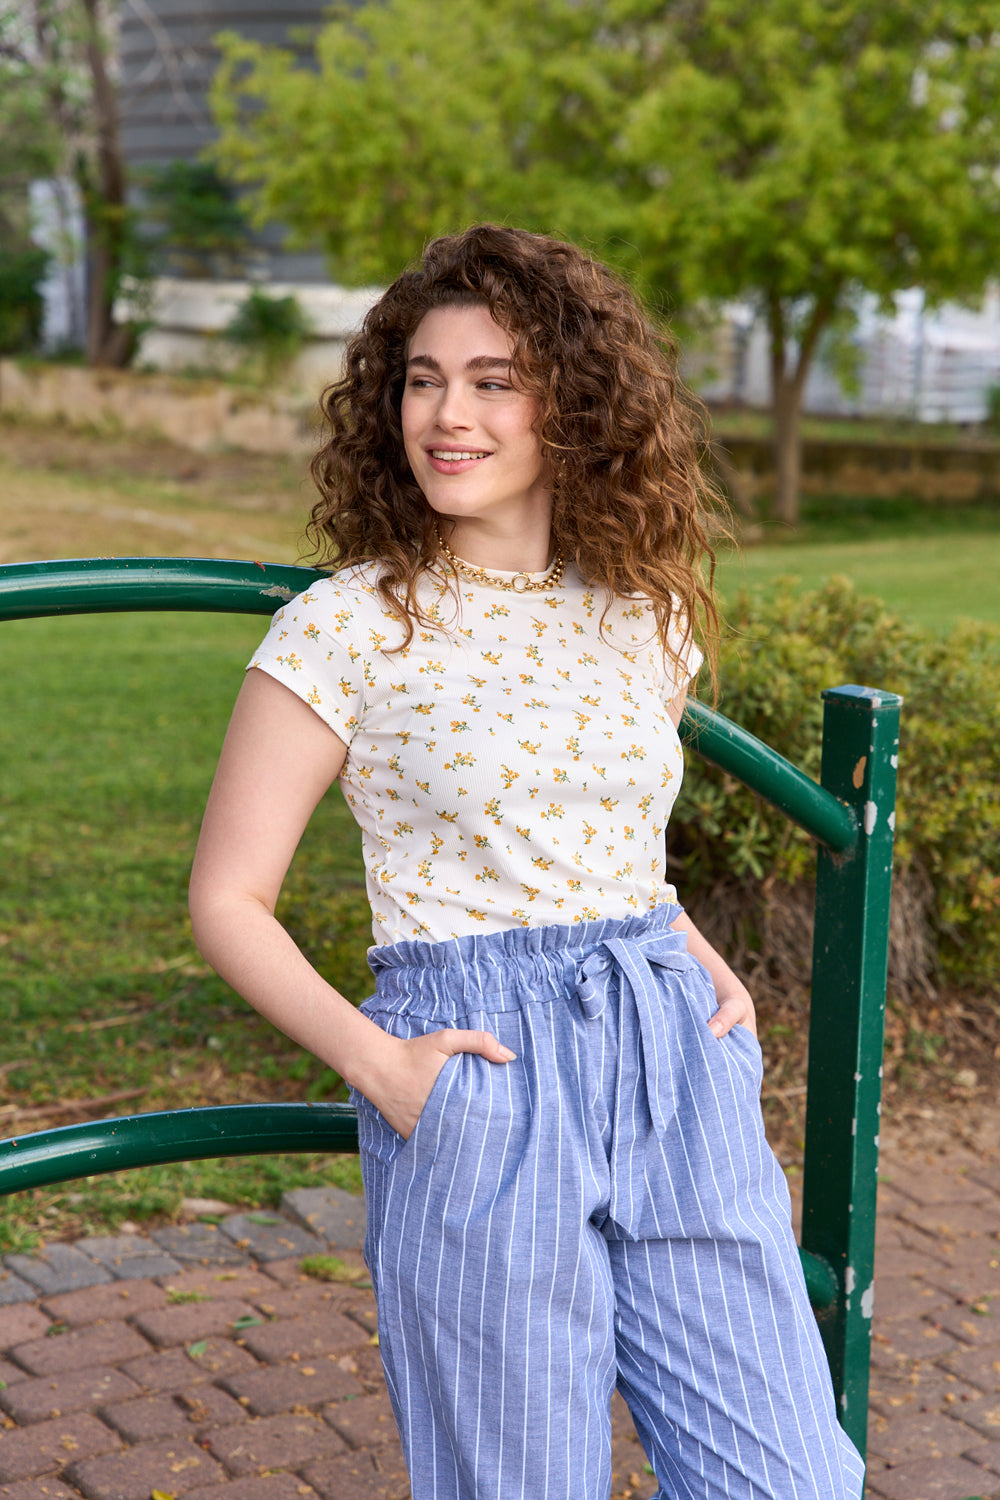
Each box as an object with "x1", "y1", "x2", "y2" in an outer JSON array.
[{"x1": 354, "y1": 907, "x2": 865, "y2": 1499}]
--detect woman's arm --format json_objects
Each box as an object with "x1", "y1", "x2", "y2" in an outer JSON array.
[
  {"x1": 189, "y1": 669, "x2": 514, "y2": 1137},
  {"x1": 670, "y1": 909, "x2": 757, "y2": 1039}
]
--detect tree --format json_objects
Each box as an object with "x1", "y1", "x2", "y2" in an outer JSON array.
[
  {"x1": 209, "y1": 0, "x2": 1000, "y2": 522},
  {"x1": 0, "y1": 0, "x2": 135, "y2": 366}
]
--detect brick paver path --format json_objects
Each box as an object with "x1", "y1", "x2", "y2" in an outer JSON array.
[{"x1": 1, "y1": 1112, "x2": 998, "y2": 1500}]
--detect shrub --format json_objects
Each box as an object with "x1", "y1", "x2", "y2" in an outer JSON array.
[
  {"x1": 0, "y1": 245, "x2": 49, "y2": 353},
  {"x1": 673, "y1": 577, "x2": 1000, "y2": 998},
  {"x1": 223, "y1": 287, "x2": 312, "y2": 384}
]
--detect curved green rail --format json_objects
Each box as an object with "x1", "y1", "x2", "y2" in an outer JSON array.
[
  {"x1": 0, "y1": 556, "x2": 855, "y2": 851},
  {"x1": 0, "y1": 555, "x2": 898, "y2": 1446}
]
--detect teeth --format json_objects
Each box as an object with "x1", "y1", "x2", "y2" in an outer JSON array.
[{"x1": 431, "y1": 450, "x2": 488, "y2": 461}]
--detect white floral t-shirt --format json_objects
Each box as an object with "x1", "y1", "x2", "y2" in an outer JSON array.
[{"x1": 249, "y1": 562, "x2": 701, "y2": 946}]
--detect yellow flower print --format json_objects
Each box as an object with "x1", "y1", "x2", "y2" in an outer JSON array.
[
  {"x1": 540, "y1": 803, "x2": 565, "y2": 820},
  {"x1": 557, "y1": 668, "x2": 571, "y2": 681},
  {"x1": 450, "y1": 720, "x2": 471, "y2": 733},
  {"x1": 578, "y1": 653, "x2": 598, "y2": 668},
  {"x1": 567, "y1": 878, "x2": 583, "y2": 893},
  {"x1": 621, "y1": 713, "x2": 638, "y2": 728},
  {"x1": 406, "y1": 891, "x2": 423, "y2": 904},
  {"x1": 639, "y1": 793, "x2": 654, "y2": 818},
  {"x1": 474, "y1": 833, "x2": 491, "y2": 849},
  {"x1": 565, "y1": 736, "x2": 581, "y2": 760},
  {"x1": 418, "y1": 859, "x2": 433, "y2": 884},
  {"x1": 526, "y1": 698, "x2": 548, "y2": 710},
  {"x1": 334, "y1": 609, "x2": 351, "y2": 631},
  {"x1": 530, "y1": 617, "x2": 548, "y2": 637},
  {"x1": 485, "y1": 603, "x2": 510, "y2": 620},
  {"x1": 532, "y1": 855, "x2": 554, "y2": 870},
  {"x1": 413, "y1": 703, "x2": 434, "y2": 715},
  {"x1": 276, "y1": 651, "x2": 302, "y2": 671},
  {"x1": 600, "y1": 796, "x2": 619, "y2": 812},
  {"x1": 520, "y1": 883, "x2": 541, "y2": 902},
  {"x1": 553, "y1": 768, "x2": 569, "y2": 784},
  {"x1": 304, "y1": 623, "x2": 320, "y2": 641},
  {"x1": 277, "y1": 629, "x2": 288, "y2": 642},
  {"x1": 300, "y1": 592, "x2": 316, "y2": 604},
  {"x1": 395, "y1": 730, "x2": 412, "y2": 747},
  {"x1": 497, "y1": 712, "x2": 514, "y2": 723},
  {"x1": 347, "y1": 644, "x2": 360, "y2": 663},
  {"x1": 661, "y1": 766, "x2": 675, "y2": 786},
  {"x1": 394, "y1": 821, "x2": 413, "y2": 838},
  {"x1": 573, "y1": 712, "x2": 591, "y2": 731},
  {"x1": 387, "y1": 753, "x2": 403, "y2": 778},
  {"x1": 468, "y1": 674, "x2": 487, "y2": 687},
  {"x1": 512, "y1": 908, "x2": 531, "y2": 926},
  {"x1": 467, "y1": 909, "x2": 489, "y2": 922},
  {"x1": 484, "y1": 798, "x2": 502, "y2": 826},
  {"x1": 518, "y1": 740, "x2": 540, "y2": 755},
  {"x1": 581, "y1": 906, "x2": 600, "y2": 920},
  {"x1": 624, "y1": 826, "x2": 635, "y2": 840},
  {"x1": 581, "y1": 694, "x2": 600, "y2": 707},
  {"x1": 438, "y1": 810, "x2": 459, "y2": 823},
  {"x1": 592, "y1": 764, "x2": 607, "y2": 779},
  {"x1": 416, "y1": 779, "x2": 430, "y2": 794},
  {"x1": 462, "y1": 693, "x2": 481, "y2": 711},
  {"x1": 384, "y1": 787, "x2": 400, "y2": 801},
  {"x1": 515, "y1": 824, "x2": 531, "y2": 840},
  {"x1": 519, "y1": 673, "x2": 536, "y2": 686},
  {"x1": 525, "y1": 643, "x2": 542, "y2": 663},
  {"x1": 420, "y1": 660, "x2": 446, "y2": 676},
  {"x1": 621, "y1": 744, "x2": 646, "y2": 760},
  {"x1": 501, "y1": 765, "x2": 519, "y2": 789},
  {"x1": 444, "y1": 751, "x2": 476, "y2": 769},
  {"x1": 582, "y1": 821, "x2": 597, "y2": 845},
  {"x1": 419, "y1": 630, "x2": 438, "y2": 643},
  {"x1": 431, "y1": 834, "x2": 444, "y2": 854},
  {"x1": 475, "y1": 867, "x2": 500, "y2": 883},
  {"x1": 481, "y1": 651, "x2": 502, "y2": 665},
  {"x1": 582, "y1": 590, "x2": 595, "y2": 615},
  {"x1": 572, "y1": 622, "x2": 585, "y2": 636},
  {"x1": 307, "y1": 687, "x2": 322, "y2": 705}
]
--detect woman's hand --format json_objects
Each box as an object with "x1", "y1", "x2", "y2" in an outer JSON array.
[
  {"x1": 707, "y1": 988, "x2": 757, "y2": 1040},
  {"x1": 356, "y1": 1028, "x2": 516, "y2": 1140}
]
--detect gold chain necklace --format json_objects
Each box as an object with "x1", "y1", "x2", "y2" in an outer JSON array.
[{"x1": 435, "y1": 527, "x2": 565, "y2": 594}]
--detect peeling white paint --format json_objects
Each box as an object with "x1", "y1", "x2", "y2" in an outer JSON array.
[
  {"x1": 888, "y1": 811, "x2": 896, "y2": 832},
  {"x1": 861, "y1": 1284, "x2": 875, "y2": 1319},
  {"x1": 845, "y1": 1267, "x2": 856, "y2": 1295},
  {"x1": 874, "y1": 1133, "x2": 880, "y2": 1149},
  {"x1": 890, "y1": 753, "x2": 898, "y2": 769},
  {"x1": 878, "y1": 1065, "x2": 884, "y2": 1078},
  {"x1": 854, "y1": 1071, "x2": 862, "y2": 1082},
  {"x1": 261, "y1": 584, "x2": 294, "y2": 600},
  {"x1": 852, "y1": 1117, "x2": 857, "y2": 1136},
  {"x1": 864, "y1": 800, "x2": 878, "y2": 835}
]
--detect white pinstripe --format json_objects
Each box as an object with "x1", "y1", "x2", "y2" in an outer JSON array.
[{"x1": 354, "y1": 907, "x2": 865, "y2": 1499}]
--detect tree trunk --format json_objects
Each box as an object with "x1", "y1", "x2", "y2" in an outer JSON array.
[
  {"x1": 766, "y1": 293, "x2": 838, "y2": 528},
  {"x1": 772, "y1": 375, "x2": 803, "y2": 527},
  {"x1": 80, "y1": 0, "x2": 132, "y2": 368}
]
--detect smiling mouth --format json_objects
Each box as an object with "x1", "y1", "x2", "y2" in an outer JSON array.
[{"x1": 430, "y1": 450, "x2": 490, "y2": 461}]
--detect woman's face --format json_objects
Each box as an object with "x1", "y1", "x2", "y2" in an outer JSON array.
[{"x1": 401, "y1": 304, "x2": 552, "y2": 546}]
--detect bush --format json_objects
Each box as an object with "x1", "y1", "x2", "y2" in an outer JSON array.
[
  {"x1": 223, "y1": 287, "x2": 312, "y2": 384},
  {"x1": 0, "y1": 245, "x2": 49, "y2": 354},
  {"x1": 672, "y1": 577, "x2": 1000, "y2": 998}
]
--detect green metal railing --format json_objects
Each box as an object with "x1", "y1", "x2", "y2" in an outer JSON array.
[{"x1": 0, "y1": 557, "x2": 901, "y2": 1465}]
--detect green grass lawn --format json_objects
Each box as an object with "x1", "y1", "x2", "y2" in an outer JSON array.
[
  {"x1": 717, "y1": 497, "x2": 1000, "y2": 635},
  {"x1": 1, "y1": 472, "x2": 997, "y2": 1249},
  {"x1": 0, "y1": 610, "x2": 369, "y2": 1251}
]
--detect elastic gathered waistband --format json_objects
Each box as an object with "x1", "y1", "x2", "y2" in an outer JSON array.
[{"x1": 367, "y1": 902, "x2": 683, "y2": 977}]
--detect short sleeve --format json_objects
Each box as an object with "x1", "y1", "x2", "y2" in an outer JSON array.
[
  {"x1": 665, "y1": 605, "x2": 703, "y2": 698},
  {"x1": 248, "y1": 586, "x2": 365, "y2": 745}
]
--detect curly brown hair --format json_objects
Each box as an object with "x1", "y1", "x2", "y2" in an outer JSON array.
[{"x1": 307, "y1": 224, "x2": 728, "y2": 681}]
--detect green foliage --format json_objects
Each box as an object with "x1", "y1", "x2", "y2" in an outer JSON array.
[
  {"x1": 674, "y1": 578, "x2": 1000, "y2": 989},
  {"x1": 0, "y1": 245, "x2": 49, "y2": 353},
  {"x1": 138, "y1": 159, "x2": 249, "y2": 277},
  {"x1": 223, "y1": 287, "x2": 312, "y2": 384},
  {"x1": 207, "y1": 0, "x2": 1000, "y2": 518}
]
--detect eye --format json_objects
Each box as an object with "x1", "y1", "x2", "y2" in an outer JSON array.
[{"x1": 478, "y1": 379, "x2": 511, "y2": 392}]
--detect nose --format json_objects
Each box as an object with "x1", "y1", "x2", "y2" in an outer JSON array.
[{"x1": 434, "y1": 381, "x2": 474, "y2": 431}]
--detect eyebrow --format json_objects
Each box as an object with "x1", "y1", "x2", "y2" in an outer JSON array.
[{"x1": 406, "y1": 353, "x2": 513, "y2": 373}]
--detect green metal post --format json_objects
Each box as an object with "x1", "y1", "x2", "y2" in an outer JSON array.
[{"x1": 802, "y1": 685, "x2": 902, "y2": 1458}]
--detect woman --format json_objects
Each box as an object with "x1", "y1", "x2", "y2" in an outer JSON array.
[{"x1": 190, "y1": 225, "x2": 863, "y2": 1499}]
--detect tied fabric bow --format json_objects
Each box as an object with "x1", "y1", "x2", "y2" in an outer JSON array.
[{"x1": 574, "y1": 925, "x2": 710, "y2": 1237}]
